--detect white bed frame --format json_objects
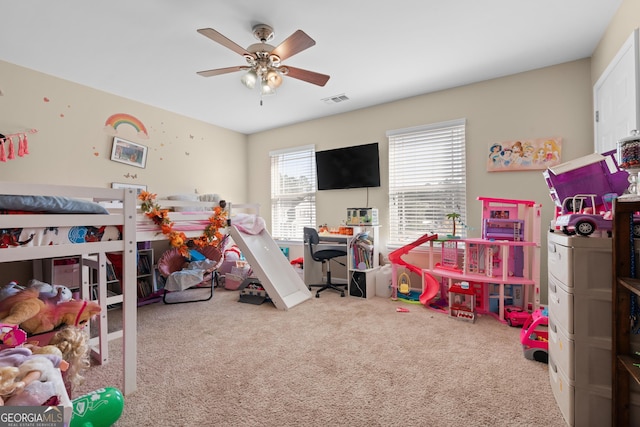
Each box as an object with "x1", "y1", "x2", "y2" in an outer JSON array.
[
  {"x1": 0, "y1": 181, "x2": 138, "y2": 395},
  {"x1": 0, "y1": 186, "x2": 260, "y2": 397}
]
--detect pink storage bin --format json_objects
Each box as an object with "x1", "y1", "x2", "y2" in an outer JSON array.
[{"x1": 224, "y1": 273, "x2": 244, "y2": 290}]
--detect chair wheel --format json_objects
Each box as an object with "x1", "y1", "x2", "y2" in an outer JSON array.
[
  {"x1": 340, "y1": 292, "x2": 345, "y2": 297},
  {"x1": 315, "y1": 293, "x2": 320, "y2": 298}
]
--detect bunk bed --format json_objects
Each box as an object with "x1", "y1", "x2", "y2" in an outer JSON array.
[
  {"x1": 0, "y1": 181, "x2": 138, "y2": 395},
  {"x1": 0, "y1": 184, "x2": 256, "y2": 398}
]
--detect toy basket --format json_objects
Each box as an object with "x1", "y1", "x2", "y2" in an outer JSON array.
[{"x1": 224, "y1": 273, "x2": 244, "y2": 290}]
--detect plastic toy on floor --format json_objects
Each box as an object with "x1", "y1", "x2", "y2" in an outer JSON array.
[
  {"x1": 238, "y1": 278, "x2": 270, "y2": 305},
  {"x1": 394, "y1": 272, "x2": 421, "y2": 303},
  {"x1": 388, "y1": 233, "x2": 440, "y2": 304},
  {"x1": 448, "y1": 282, "x2": 476, "y2": 323},
  {"x1": 70, "y1": 387, "x2": 124, "y2": 427},
  {"x1": 520, "y1": 307, "x2": 549, "y2": 363},
  {"x1": 398, "y1": 272, "x2": 410, "y2": 295},
  {"x1": 504, "y1": 306, "x2": 530, "y2": 327}
]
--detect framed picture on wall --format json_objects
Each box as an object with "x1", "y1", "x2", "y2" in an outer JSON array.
[
  {"x1": 111, "y1": 182, "x2": 147, "y2": 195},
  {"x1": 110, "y1": 137, "x2": 148, "y2": 168},
  {"x1": 487, "y1": 137, "x2": 562, "y2": 172}
]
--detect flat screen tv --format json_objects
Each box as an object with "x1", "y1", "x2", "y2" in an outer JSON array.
[{"x1": 315, "y1": 143, "x2": 381, "y2": 190}]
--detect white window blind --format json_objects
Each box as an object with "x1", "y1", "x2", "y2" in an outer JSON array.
[
  {"x1": 387, "y1": 119, "x2": 467, "y2": 246},
  {"x1": 270, "y1": 145, "x2": 316, "y2": 240}
]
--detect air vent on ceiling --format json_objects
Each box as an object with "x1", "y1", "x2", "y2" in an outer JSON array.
[{"x1": 322, "y1": 94, "x2": 350, "y2": 104}]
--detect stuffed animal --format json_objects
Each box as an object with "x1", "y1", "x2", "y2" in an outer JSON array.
[
  {"x1": 0, "y1": 288, "x2": 100, "y2": 335},
  {"x1": 224, "y1": 244, "x2": 242, "y2": 261},
  {"x1": 0, "y1": 282, "x2": 23, "y2": 302},
  {"x1": 26, "y1": 280, "x2": 72, "y2": 303}
]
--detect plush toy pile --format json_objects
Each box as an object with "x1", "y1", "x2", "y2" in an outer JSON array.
[
  {"x1": 0, "y1": 346, "x2": 68, "y2": 406},
  {"x1": 0, "y1": 281, "x2": 100, "y2": 335},
  {"x1": 0, "y1": 325, "x2": 90, "y2": 406},
  {"x1": 0, "y1": 281, "x2": 122, "y2": 424}
]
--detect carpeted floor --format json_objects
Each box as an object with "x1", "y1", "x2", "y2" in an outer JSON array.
[{"x1": 76, "y1": 287, "x2": 566, "y2": 427}]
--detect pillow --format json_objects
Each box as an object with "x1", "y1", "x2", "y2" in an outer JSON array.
[
  {"x1": 168, "y1": 194, "x2": 205, "y2": 212},
  {"x1": 0, "y1": 195, "x2": 109, "y2": 214}
]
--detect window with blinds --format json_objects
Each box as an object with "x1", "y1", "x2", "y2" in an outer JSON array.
[
  {"x1": 387, "y1": 119, "x2": 467, "y2": 246},
  {"x1": 270, "y1": 145, "x2": 316, "y2": 241}
]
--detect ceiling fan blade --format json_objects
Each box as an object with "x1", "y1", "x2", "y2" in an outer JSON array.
[
  {"x1": 197, "y1": 28, "x2": 251, "y2": 56},
  {"x1": 271, "y1": 30, "x2": 316, "y2": 61},
  {"x1": 285, "y1": 66, "x2": 330, "y2": 87},
  {"x1": 197, "y1": 66, "x2": 246, "y2": 77}
]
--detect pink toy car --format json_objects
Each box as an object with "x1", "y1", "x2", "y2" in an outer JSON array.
[
  {"x1": 520, "y1": 308, "x2": 549, "y2": 363},
  {"x1": 504, "y1": 305, "x2": 530, "y2": 327}
]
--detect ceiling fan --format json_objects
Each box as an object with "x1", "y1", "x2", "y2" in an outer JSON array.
[{"x1": 196, "y1": 24, "x2": 330, "y2": 96}]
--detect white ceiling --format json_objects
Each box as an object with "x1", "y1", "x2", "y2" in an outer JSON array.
[{"x1": 0, "y1": 1, "x2": 622, "y2": 135}]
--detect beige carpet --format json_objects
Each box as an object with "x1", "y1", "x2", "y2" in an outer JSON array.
[{"x1": 76, "y1": 287, "x2": 566, "y2": 427}]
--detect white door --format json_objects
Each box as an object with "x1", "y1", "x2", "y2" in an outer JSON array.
[{"x1": 594, "y1": 29, "x2": 640, "y2": 155}]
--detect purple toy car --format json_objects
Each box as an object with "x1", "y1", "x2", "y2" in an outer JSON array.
[{"x1": 555, "y1": 194, "x2": 640, "y2": 237}]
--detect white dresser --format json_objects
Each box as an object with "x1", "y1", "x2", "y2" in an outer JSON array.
[{"x1": 547, "y1": 232, "x2": 640, "y2": 426}]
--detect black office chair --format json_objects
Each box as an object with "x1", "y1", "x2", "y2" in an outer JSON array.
[{"x1": 303, "y1": 227, "x2": 348, "y2": 298}]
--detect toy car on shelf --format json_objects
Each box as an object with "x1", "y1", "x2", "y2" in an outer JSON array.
[
  {"x1": 504, "y1": 305, "x2": 530, "y2": 327},
  {"x1": 554, "y1": 193, "x2": 640, "y2": 237}
]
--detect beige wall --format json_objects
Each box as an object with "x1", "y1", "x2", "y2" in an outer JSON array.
[
  {"x1": 0, "y1": 60, "x2": 248, "y2": 202},
  {"x1": 248, "y1": 59, "x2": 595, "y2": 301}
]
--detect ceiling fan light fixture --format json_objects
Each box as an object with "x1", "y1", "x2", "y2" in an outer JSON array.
[
  {"x1": 240, "y1": 70, "x2": 258, "y2": 89},
  {"x1": 261, "y1": 79, "x2": 276, "y2": 96},
  {"x1": 197, "y1": 24, "x2": 331, "y2": 101},
  {"x1": 266, "y1": 69, "x2": 283, "y2": 88}
]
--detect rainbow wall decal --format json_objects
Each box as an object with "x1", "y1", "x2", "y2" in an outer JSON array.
[{"x1": 104, "y1": 113, "x2": 149, "y2": 138}]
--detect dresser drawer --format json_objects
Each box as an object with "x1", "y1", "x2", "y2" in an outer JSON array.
[
  {"x1": 548, "y1": 274, "x2": 573, "y2": 335},
  {"x1": 548, "y1": 238, "x2": 572, "y2": 287},
  {"x1": 549, "y1": 318, "x2": 574, "y2": 381},
  {"x1": 573, "y1": 290, "x2": 611, "y2": 341},
  {"x1": 549, "y1": 354, "x2": 573, "y2": 426}
]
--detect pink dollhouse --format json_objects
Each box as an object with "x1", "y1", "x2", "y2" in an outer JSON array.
[{"x1": 424, "y1": 197, "x2": 541, "y2": 323}]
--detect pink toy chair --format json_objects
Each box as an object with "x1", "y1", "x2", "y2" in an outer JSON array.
[{"x1": 157, "y1": 245, "x2": 223, "y2": 304}]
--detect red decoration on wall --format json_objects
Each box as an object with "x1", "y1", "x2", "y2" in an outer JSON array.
[{"x1": 0, "y1": 129, "x2": 36, "y2": 162}]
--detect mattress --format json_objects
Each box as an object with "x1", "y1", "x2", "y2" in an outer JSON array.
[{"x1": 0, "y1": 195, "x2": 122, "y2": 248}]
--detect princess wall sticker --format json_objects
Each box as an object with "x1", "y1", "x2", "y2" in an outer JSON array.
[{"x1": 487, "y1": 137, "x2": 562, "y2": 172}]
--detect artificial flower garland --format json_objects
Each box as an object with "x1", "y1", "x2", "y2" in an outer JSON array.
[{"x1": 138, "y1": 191, "x2": 228, "y2": 256}]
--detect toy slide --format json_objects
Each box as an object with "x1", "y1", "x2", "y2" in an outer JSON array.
[
  {"x1": 419, "y1": 273, "x2": 441, "y2": 305},
  {"x1": 229, "y1": 224, "x2": 312, "y2": 310},
  {"x1": 388, "y1": 233, "x2": 440, "y2": 304}
]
